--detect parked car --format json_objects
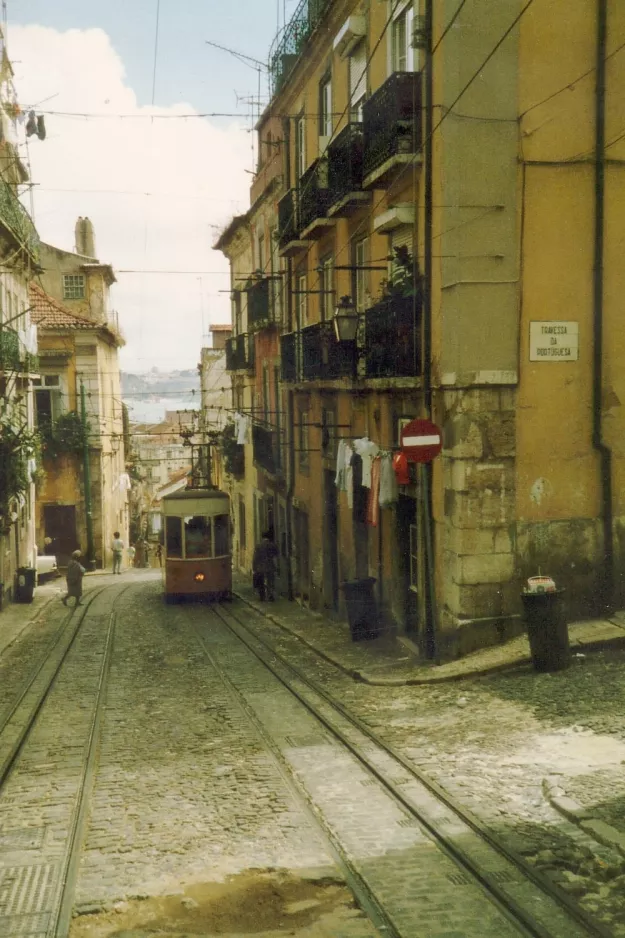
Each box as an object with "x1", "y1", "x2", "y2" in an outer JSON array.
[{"x1": 36, "y1": 553, "x2": 59, "y2": 583}]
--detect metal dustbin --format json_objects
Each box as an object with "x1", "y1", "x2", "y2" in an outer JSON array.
[
  {"x1": 341, "y1": 577, "x2": 379, "y2": 641},
  {"x1": 521, "y1": 588, "x2": 570, "y2": 672},
  {"x1": 15, "y1": 567, "x2": 36, "y2": 604}
]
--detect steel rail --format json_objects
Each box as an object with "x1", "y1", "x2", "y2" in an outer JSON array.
[{"x1": 213, "y1": 600, "x2": 612, "y2": 938}]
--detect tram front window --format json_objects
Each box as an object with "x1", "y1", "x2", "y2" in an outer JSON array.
[
  {"x1": 166, "y1": 517, "x2": 182, "y2": 558},
  {"x1": 185, "y1": 516, "x2": 212, "y2": 558},
  {"x1": 214, "y1": 514, "x2": 229, "y2": 557}
]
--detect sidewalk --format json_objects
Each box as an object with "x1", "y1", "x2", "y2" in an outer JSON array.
[{"x1": 233, "y1": 578, "x2": 625, "y2": 685}]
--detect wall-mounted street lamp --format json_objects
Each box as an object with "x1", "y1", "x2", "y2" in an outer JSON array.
[{"x1": 333, "y1": 295, "x2": 359, "y2": 343}]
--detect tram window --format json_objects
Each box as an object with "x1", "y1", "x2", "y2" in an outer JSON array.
[
  {"x1": 185, "y1": 516, "x2": 212, "y2": 558},
  {"x1": 214, "y1": 514, "x2": 229, "y2": 557},
  {"x1": 166, "y1": 517, "x2": 182, "y2": 558}
]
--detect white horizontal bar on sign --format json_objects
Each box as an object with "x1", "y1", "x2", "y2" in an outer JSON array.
[{"x1": 403, "y1": 435, "x2": 441, "y2": 446}]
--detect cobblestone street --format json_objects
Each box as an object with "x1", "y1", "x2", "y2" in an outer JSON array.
[{"x1": 1, "y1": 572, "x2": 625, "y2": 936}]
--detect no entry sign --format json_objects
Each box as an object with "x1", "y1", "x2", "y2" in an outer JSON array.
[{"x1": 400, "y1": 418, "x2": 442, "y2": 464}]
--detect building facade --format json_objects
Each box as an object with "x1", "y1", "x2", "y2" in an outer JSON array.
[{"x1": 218, "y1": 0, "x2": 625, "y2": 657}]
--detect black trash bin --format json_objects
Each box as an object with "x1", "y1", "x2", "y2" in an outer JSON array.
[
  {"x1": 341, "y1": 577, "x2": 379, "y2": 641},
  {"x1": 521, "y1": 589, "x2": 570, "y2": 672},
  {"x1": 15, "y1": 567, "x2": 36, "y2": 604}
]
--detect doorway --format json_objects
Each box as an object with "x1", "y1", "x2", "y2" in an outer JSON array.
[
  {"x1": 396, "y1": 494, "x2": 418, "y2": 634},
  {"x1": 323, "y1": 469, "x2": 339, "y2": 611},
  {"x1": 43, "y1": 504, "x2": 78, "y2": 568},
  {"x1": 293, "y1": 507, "x2": 310, "y2": 602}
]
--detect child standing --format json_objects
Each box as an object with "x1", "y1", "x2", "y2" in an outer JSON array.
[
  {"x1": 111, "y1": 531, "x2": 124, "y2": 574},
  {"x1": 63, "y1": 550, "x2": 86, "y2": 607}
]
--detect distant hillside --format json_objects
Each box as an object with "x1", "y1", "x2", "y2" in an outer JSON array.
[{"x1": 121, "y1": 369, "x2": 200, "y2": 397}]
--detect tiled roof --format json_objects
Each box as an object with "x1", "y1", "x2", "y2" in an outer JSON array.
[{"x1": 29, "y1": 284, "x2": 96, "y2": 330}]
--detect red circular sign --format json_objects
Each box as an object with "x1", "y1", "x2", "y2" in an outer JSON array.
[{"x1": 400, "y1": 418, "x2": 442, "y2": 464}]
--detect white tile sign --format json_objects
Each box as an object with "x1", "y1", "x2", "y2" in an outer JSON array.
[{"x1": 529, "y1": 321, "x2": 579, "y2": 361}]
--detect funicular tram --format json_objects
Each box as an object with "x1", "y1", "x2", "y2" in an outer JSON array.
[{"x1": 161, "y1": 443, "x2": 232, "y2": 602}]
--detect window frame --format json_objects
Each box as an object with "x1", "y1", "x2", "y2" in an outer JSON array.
[
  {"x1": 62, "y1": 274, "x2": 86, "y2": 300},
  {"x1": 319, "y1": 75, "x2": 333, "y2": 139},
  {"x1": 296, "y1": 113, "x2": 306, "y2": 179},
  {"x1": 297, "y1": 271, "x2": 308, "y2": 327},
  {"x1": 353, "y1": 237, "x2": 369, "y2": 313},
  {"x1": 298, "y1": 410, "x2": 310, "y2": 472}
]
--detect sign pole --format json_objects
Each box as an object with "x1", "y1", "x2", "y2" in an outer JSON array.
[{"x1": 421, "y1": 463, "x2": 438, "y2": 661}]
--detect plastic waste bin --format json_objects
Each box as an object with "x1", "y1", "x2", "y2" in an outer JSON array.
[
  {"x1": 521, "y1": 588, "x2": 570, "y2": 672},
  {"x1": 341, "y1": 577, "x2": 379, "y2": 641},
  {"x1": 15, "y1": 566, "x2": 36, "y2": 604}
]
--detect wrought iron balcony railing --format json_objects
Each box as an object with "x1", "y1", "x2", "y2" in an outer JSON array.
[
  {"x1": 246, "y1": 277, "x2": 273, "y2": 331},
  {"x1": 298, "y1": 158, "x2": 331, "y2": 232},
  {"x1": 280, "y1": 331, "x2": 298, "y2": 383},
  {"x1": 363, "y1": 72, "x2": 422, "y2": 180},
  {"x1": 364, "y1": 295, "x2": 421, "y2": 378},
  {"x1": 252, "y1": 422, "x2": 278, "y2": 475},
  {"x1": 327, "y1": 123, "x2": 365, "y2": 208},
  {"x1": 0, "y1": 181, "x2": 40, "y2": 263},
  {"x1": 225, "y1": 333, "x2": 255, "y2": 372},
  {"x1": 0, "y1": 326, "x2": 21, "y2": 372},
  {"x1": 269, "y1": 0, "x2": 332, "y2": 96},
  {"x1": 278, "y1": 188, "x2": 301, "y2": 250},
  {"x1": 301, "y1": 321, "x2": 355, "y2": 381}
]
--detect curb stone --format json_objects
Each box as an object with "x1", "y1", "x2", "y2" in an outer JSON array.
[{"x1": 543, "y1": 776, "x2": 625, "y2": 859}]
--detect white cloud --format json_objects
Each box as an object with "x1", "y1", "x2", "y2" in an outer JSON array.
[{"x1": 9, "y1": 24, "x2": 250, "y2": 370}]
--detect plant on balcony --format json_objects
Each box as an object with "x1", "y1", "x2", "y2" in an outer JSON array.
[
  {"x1": 40, "y1": 410, "x2": 89, "y2": 460},
  {"x1": 378, "y1": 245, "x2": 422, "y2": 300},
  {"x1": 0, "y1": 418, "x2": 39, "y2": 534},
  {"x1": 219, "y1": 421, "x2": 245, "y2": 478}
]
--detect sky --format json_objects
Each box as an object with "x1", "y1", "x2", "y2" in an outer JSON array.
[{"x1": 9, "y1": 0, "x2": 288, "y2": 371}]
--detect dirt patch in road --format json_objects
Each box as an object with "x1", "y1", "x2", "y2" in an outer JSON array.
[{"x1": 69, "y1": 868, "x2": 368, "y2": 937}]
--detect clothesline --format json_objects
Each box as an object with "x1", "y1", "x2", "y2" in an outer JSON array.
[{"x1": 334, "y1": 437, "x2": 399, "y2": 527}]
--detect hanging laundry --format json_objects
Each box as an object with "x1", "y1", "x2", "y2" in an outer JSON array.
[
  {"x1": 367, "y1": 456, "x2": 381, "y2": 527},
  {"x1": 352, "y1": 437, "x2": 380, "y2": 488},
  {"x1": 345, "y1": 444, "x2": 354, "y2": 509},
  {"x1": 117, "y1": 472, "x2": 131, "y2": 493},
  {"x1": 352, "y1": 453, "x2": 368, "y2": 524},
  {"x1": 25, "y1": 110, "x2": 37, "y2": 137},
  {"x1": 379, "y1": 453, "x2": 399, "y2": 507},
  {"x1": 234, "y1": 412, "x2": 250, "y2": 445},
  {"x1": 335, "y1": 439, "x2": 347, "y2": 490},
  {"x1": 36, "y1": 115, "x2": 46, "y2": 140}
]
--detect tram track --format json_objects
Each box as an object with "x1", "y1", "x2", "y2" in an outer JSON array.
[
  {"x1": 0, "y1": 583, "x2": 132, "y2": 938},
  {"x1": 200, "y1": 600, "x2": 613, "y2": 938}
]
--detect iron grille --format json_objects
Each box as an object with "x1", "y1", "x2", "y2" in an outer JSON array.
[
  {"x1": 327, "y1": 123, "x2": 364, "y2": 207},
  {"x1": 364, "y1": 295, "x2": 421, "y2": 377},
  {"x1": 298, "y1": 158, "x2": 331, "y2": 231},
  {"x1": 278, "y1": 188, "x2": 300, "y2": 249},
  {"x1": 362, "y1": 72, "x2": 422, "y2": 178}
]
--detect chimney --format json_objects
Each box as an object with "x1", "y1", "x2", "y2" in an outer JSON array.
[{"x1": 74, "y1": 216, "x2": 97, "y2": 258}]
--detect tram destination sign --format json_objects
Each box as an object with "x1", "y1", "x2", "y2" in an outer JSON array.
[{"x1": 530, "y1": 321, "x2": 579, "y2": 362}]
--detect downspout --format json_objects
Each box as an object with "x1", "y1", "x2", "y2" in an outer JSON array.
[
  {"x1": 283, "y1": 115, "x2": 295, "y2": 600},
  {"x1": 80, "y1": 381, "x2": 96, "y2": 571},
  {"x1": 422, "y1": 0, "x2": 437, "y2": 658},
  {"x1": 593, "y1": 0, "x2": 614, "y2": 613}
]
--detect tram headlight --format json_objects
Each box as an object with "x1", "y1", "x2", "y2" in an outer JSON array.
[{"x1": 194, "y1": 572, "x2": 206, "y2": 583}]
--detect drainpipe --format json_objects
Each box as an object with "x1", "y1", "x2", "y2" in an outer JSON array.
[
  {"x1": 593, "y1": 0, "x2": 614, "y2": 613},
  {"x1": 422, "y1": 0, "x2": 437, "y2": 659},
  {"x1": 80, "y1": 381, "x2": 96, "y2": 571}
]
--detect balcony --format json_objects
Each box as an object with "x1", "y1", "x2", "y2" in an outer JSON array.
[
  {"x1": 278, "y1": 189, "x2": 306, "y2": 257},
  {"x1": 269, "y1": 0, "x2": 332, "y2": 96},
  {"x1": 0, "y1": 326, "x2": 21, "y2": 372},
  {"x1": 246, "y1": 277, "x2": 274, "y2": 331},
  {"x1": 301, "y1": 321, "x2": 355, "y2": 381},
  {"x1": 298, "y1": 158, "x2": 334, "y2": 237},
  {"x1": 364, "y1": 295, "x2": 421, "y2": 378},
  {"x1": 252, "y1": 422, "x2": 278, "y2": 475},
  {"x1": 363, "y1": 72, "x2": 422, "y2": 187},
  {"x1": 225, "y1": 333, "x2": 255, "y2": 372},
  {"x1": 327, "y1": 123, "x2": 370, "y2": 216},
  {"x1": 280, "y1": 332, "x2": 298, "y2": 383},
  {"x1": 0, "y1": 181, "x2": 40, "y2": 264}
]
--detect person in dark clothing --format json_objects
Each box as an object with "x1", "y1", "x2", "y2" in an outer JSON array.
[
  {"x1": 252, "y1": 531, "x2": 279, "y2": 601},
  {"x1": 63, "y1": 550, "x2": 86, "y2": 606}
]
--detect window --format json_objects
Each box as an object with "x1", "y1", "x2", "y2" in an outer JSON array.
[
  {"x1": 322, "y1": 407, "x2": 337, "y2": 460},
  {"x1": 297, "y1": 272, "x2": 308, "y2": 327},
  {"x1": 214, "y1": 514, "x2": 230, "y2": 557},
  {"x1": 391, "y1": 3, "x2": 415, "y2": 73},
  {"x1": 233, "y1": 290, "x2": 242, "y2": 334},
  {"x1": 262, "y1": 363, "x2": 270, "y2": 423},
  {"x1": 184, "y1": 516, "x2": 212, "y2": 558},
  {"x1": 409, "y1": 522, "x2": 418, "y2": 592},
  {"x1": 63, "y1": 274, "x2": 86, "y2": 300},
  {"x1": 270, "y1": 229, "x2": 282, "y2": 322},
  {"x1": 238, "y1": 495, "x2": 246, "y2": 550},
  {"x1": 296, "y1": 114, "x2": 306, "y2": 178},
  {"x1": 299, "y1": 410, "x2": 309, "y2": 471},
  {"x1": 349, "y1": 42, "x2": 367, "y2": 121},
  {"x1": 166, "y1": 516, "x2": 182, "y2": 558},
  {"x1": 319, "y1": 76, "x2": 332, "y2": 139},
  {"x1": 319, "y1": 254, "x2": 334, "y2": 320},
  {"x1": 34, "y1": 374, "x2": 62, "y2": 426},
  {"x1": 257, "y1": 232, "x2": 265, "y2": 272},
  {"x1": 353, "y1": 238, "x2": 369, "y2": 312}
]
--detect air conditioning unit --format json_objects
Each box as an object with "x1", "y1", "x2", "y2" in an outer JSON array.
[{"x1": 333, "y1": 15, "x2": 366, "y2": 58}]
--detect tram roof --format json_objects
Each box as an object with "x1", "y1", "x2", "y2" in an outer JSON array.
[{"x1": 161, "y1": 488, "x2": 229, "y2": 503}]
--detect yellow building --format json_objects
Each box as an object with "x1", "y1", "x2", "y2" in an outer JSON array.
[
  {"x1": 30, "y1": 277, "x2": 128, "y2": 570},
  {"x1": 218, "y1": 0, "x2": 625, "y2": 656}
]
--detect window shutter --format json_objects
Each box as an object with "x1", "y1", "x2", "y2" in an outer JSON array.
[{"x1": 349, "y1": 42, "x2": 367, "y2": 114}]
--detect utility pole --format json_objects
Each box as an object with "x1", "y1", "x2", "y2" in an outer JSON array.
[{"x1": 80, "y1": 381, "x2": 96, "y2": 571}]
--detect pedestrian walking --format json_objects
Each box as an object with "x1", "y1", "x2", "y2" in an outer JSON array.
[
  {"x1": 155, "y1": 543, "x2": 163, "y2": 567},
  {"x1": 127, "y1": 544, "x2": 136, "y2": 567},
  {"x1": 112, "y1": 530, "x2": 124, "y2": 574},
  {"x1": 252, "y1": 531, "x2": 279, "y2": 602},
  {"x1": 62, "y1": 550, "x2": 86, "y2": 607}
]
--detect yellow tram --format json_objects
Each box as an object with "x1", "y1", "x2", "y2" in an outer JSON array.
[{"x1": 161, "y1": 487, "x2": 232, "y2": 602}]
